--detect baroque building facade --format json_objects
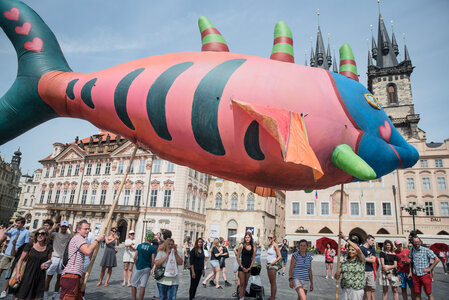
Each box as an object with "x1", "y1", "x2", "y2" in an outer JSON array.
[
  {"x1": 285, "y1": 11, "x2": 449, "y2": 245},
  {"x1": 0, "y1": 150, "x2": 22, "y2": 225},
  {"x1": 26, "y1": 131, "x2": 207, "y2": 244},
  {"x1": 205, "y1": 178, "x2": 285, "y2": 248}
]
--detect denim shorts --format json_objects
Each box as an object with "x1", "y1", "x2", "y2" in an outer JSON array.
[{"x1": 210, "y1": 260, "x2": 219, "y2": 268}]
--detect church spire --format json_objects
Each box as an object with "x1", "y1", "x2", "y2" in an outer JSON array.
[
  {"x1": 326, "y1": 33, "x2": 332, "y2": 68},
  {"x1": 403, "y1": 34, "x2": 411, "y2": 62},
  {"x1": 333, "y1": 50, "x2": 338, "y2": 73},
  {"x1": 375, "y1": 6, "x2": 398, "y2": 67},
  {"x1": 310, "y1": 9, "x2": 330, "y2": 70},
  {"x1": 368, "y1": 50, "x2": 374, "y2": 66},
  {"x1": 391, "y1": 21, "x2": 399, "y2": 56}
]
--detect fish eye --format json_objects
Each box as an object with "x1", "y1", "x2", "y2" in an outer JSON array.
[{"x1": 364, "y1": 94, "x2": 380, "y2": 110}]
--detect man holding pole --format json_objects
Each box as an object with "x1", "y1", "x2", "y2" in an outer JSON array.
[
  {"x1": 360, "y1": 235, "x2": 376, "y2": 300},
  {"x1": 59, "y1": 220, "x2": 104, "y2": 300}
]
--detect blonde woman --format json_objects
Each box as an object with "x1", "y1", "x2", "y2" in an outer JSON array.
[
  {"x1": 266, "y1": 234, "x2": 282, "y2": 300},
  {"x1": 201, "y1": 238, "x2": 223, "y2": 289},
  {"x1": 154, "y1": 238, "x2": 183, "y2": 299}
]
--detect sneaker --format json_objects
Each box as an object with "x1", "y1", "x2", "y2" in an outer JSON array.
[
  {"x1": 209, "y1": 280, "x2": 215, "y2": 287},
  {"x1": 282, "y1": 272, "x2": 285, "y2": 276},
  {"x1": 325, "y1": 276, "x2": 328, "y2": 279},
  {"x1": 0, "y1": 291, "x2": 6, "y2": 299},
  {"x1": 225, "y1": 281, "x2": 232, "y2": 287},
  {"x1": 331, "y1": 276, "x2": 335, "y2": 279}
]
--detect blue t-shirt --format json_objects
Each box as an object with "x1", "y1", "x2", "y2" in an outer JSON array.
[
  {"x1": 292, "y1": 252, "x2": 313, "y2": 281},
  {"x1": 6, "y1": 228, "x2": 30, "y2": 256},
  {"x1": 136, "y1": 242, "x2": 157, "y2": 270},
  {"x1": 360, "y1": 245, "x2": 375, "y2": 272}
]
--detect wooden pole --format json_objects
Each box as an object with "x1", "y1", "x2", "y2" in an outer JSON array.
[
  {"x1": 335, "y1": 184, "x2": 344, "y2": 300},
  {"x1": 80, "y1": 144, "x2": 139, "y2": 292}
]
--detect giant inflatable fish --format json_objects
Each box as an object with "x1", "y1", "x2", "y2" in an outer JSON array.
[{"x1": 0, "y1": 0, "x2": 418, "y2": 194}]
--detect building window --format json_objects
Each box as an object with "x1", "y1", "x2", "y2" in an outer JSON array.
[
  {"x1": 39, "y1": 190, "x2": 45, "y2": 203},
  {"x1": 90, "y1": 190, "x2": 97, "y2": 204},
  {"x1": 23, "y1": 199, "x2": 27, "y2": 206},
  {"x1": 366, "y1": 202, "x2": 375, "y2": 216},
  {"x1": 350, "y1": 202, "x2": 359, "y2": 216},
  {"x1": 66, "y1": 165, "x2": 72, "y2": 177},
  {"x1": 321, "y1": 202, "x2": 329, "y2": 216},
  {"x1": 69, "y1": 189, "x2": 75, "y2": 204},
  {"x1": 166, "y1": 162, "x2": 174, "y2": 173},
  {"x1": 61, "y1": 189, "x2": 68, "y2": 204},
  {"x1": 104, "y1": 162, "x2": 111, "y2": 175},
  {"x1": 163, "y1": 190, "x2": 171, "y2": 207},
  {"x1": 406, "y1": 178, "x2": 415, "y2": 190},
  {"x1": 117, "y1": 161, "x2": 124, "y2": 174},
  {"x1": 231, "y1": 193, "x2": 238, "y2": 210},
  {"x1": 45, "y1": 168, "x2": 50, "y2": 178},
  {"x1": 59, "y1": 165, "x2": 65, "y2": 177},
  {"x1": 134, "y1": 189, "x2": 142, "y2": 206},
  {"x1": 437, "y1": 177, "x2": 447, "y2": 190},
  {"x1": 306, "y1": 202, "x2": 315, "y2": 215},
  {"x1": 113, "y1": 189, "x2": 118, "y2": 201},
  {"x1": 129, "y1": 162, "x2": 134, "y2": 173},
  {"x1": 186, "y1": 194, "x2": 190, "y2": 210},
  {"x1": 81, "y1": 189, "x2": 88, "y2": 204},
  {"x1": 123, "y1": 189, "x2": 130, "y2": 206},
  {"x1": 138, "y1": 160, "x2": 145, "y2": 173},
  {"x1": 86, "y1": 163, "x2": 92, "y2": 175},
  {"x1": 100, "y1": 189, "x2": 107, "y2": 205},
  {"x1": 247, "y1": 194, "x2": 255, "y2": 211},
  {"x1": 422, "y1": 177, "x2": 431, "y2": 190},
  {"x1": 33, "y1": 220, "x2": 38, "y2": 229},
  {"x1": 153, "y1": 160, "x2": 161, "y2": 173},
  {"x1": 420, "y1": 160, "x2": 428, "y2": 168},
  {"x1": 441, "y1": 202, "x2": 449, "y2": 217},
  {"x1": 197, "y1": 198, "x2": 201, "y2": 212},
  {"x1": 387, "y1": 83, "x2": 397, "y2": 104},
  {"x1": 382, "y1": 202, "x2": 392, "y2": 216},
  {"x1": 192, "y1": 195, "x2": 196, "y2": 211},
  {"x1": 424, "y1": 201, "x2": 434, "y2": 216},
  {"x1": 74, "y1": 164, "x2": 80, "y2": 176},
  {"x1": 435, "y1": 159, "x2": 443, "y2": 168},
  {"x1": 150, "y1": 190, "x2": 157, "y2": 207},
  {"x1": 292, "y1": 202, "x2": 300, "y2": 216},
  {"x1": 52, "y1": 167, "x2": 57, "y2": 177},
  {"x1": 215, "y1": 193, "x2": 222, "y2": 209},
  {"x1": 54, "y1": 190, "x2": 60, "y2": 203},
  {"x1": 46, "y1": 190, "x2": 53, "y2": 203},
  {"x1": 95, "y1": 163, "x2": 101, "y2": 175}
]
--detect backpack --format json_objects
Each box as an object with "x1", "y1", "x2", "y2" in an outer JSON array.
[{"x1": 61, "y1": 237, "x2": 80, "y2": 270}]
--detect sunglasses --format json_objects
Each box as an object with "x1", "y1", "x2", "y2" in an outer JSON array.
[
  {"x1": 268, "y1": 237, "x2": 273, "y2": 239},
  {"x1": 37, "y1": 232, "x2": 46, "y2": 236}
]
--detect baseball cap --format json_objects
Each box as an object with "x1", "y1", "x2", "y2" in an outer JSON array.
[
  {"x1": 129, "y1": 230, "x2": 135, "y2": 234},
  {"x1": 61, "y1": 220, "x2": 69, "y2": 227},
  {"x1": 394, "y1": 239, "x2": 402, "y2": 245}
]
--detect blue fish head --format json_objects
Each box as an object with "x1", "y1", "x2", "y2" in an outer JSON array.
[{"x1": 331, "y1": 72, "x2": 419, "y2": 179}]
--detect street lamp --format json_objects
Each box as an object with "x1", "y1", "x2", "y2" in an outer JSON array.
[{"x1": 400, "y1": 202, "x2": 424, "y2": 239}]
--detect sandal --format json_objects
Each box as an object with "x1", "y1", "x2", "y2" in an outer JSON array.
[
  {"x1": 202, "y1": 282, "x2": 206, "y2": 288},
  {"x1": 216, "y1": 285, "x2": 223, "y2": 289}
]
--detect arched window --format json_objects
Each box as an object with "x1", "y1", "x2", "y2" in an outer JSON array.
[
  {"x1": 227, "y1": 219, "x2": 238, "y2": 228},
  {"x1": 318, "y1": 227, "x2": 333, "y2": 234},
  {"x1": 215, "y1": 192, "x2": 222, "y2": 209},
  {"x1": 387, "y1": 83, "x2": 398, "y2": 104},
  {"x1": 377, "y1": 228, "x2": 390, "y2": 234},
  {"x1": 231, "y1": 193, "x2": 238, "y2": 210},
  {"x1": 247, "y1": 193, "x2": 255, "y2": 211}
]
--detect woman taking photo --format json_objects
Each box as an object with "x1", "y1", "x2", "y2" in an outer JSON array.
[
  {"x1": 154, "y1": 238, "x2": 183, "y2": 299},
  {"x1": 266, "y1": 234, "x2": 282, "y2": 300},
  {"x1": 201, "y1": 238, "x2": 223, "y2": 289},
  {"x1": 324, "y1": 243, "x2": 336, "y2": 279},
  {"x1": 97, "y1": 227, "x2": 119, "y2": 286},
  {"x1": 289, "y1": 239, "x2": 313, "y2": 300},
  {"x1": 380, "y1": 240, "x2": 400, "y2": 300},
  {"x1": 184, "y1": 236, "x2": 193, "y2": 271},
  {"x1": 13, "y1": 228, "x2": 52, "y2": 300},
  {"x1": 189, "y1": 238, "x2": 205, "y2": 300},
  {"x1": 279, "y1": 239, "x2": 289, "y2": 276},
  {"x1": 236, "y1": 233, "x2": 256, "y2": 300},
  {"x1": 334, "y1": 232, "x2": 365, "y2": 300}
]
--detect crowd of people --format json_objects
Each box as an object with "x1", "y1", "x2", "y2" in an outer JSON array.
[{"x1": 0, "y1": 219, "x2": 447, "y2": 300}]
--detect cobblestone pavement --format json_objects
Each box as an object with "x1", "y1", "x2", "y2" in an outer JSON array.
[{"x1": 1, "y1": 247, "x2": 448, "y2": 299}]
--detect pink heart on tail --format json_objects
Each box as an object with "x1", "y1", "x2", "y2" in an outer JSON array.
[
  {"x1": 3, "y1": 8, "x2": 20, "y2": 21},
  {"x1": 379, "y1": 120, "x2": 391, "y2": 143},
  {"x1": 15, "y1": 22, "x2": 31, "y2": 35},
  {"x1": 24, "y1": 37, "x2": 43, "y2": 53}
]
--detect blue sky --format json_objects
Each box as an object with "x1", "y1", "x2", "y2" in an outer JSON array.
[{"x1": 0, "y1": 0, "x2": 448, "y2": 174}]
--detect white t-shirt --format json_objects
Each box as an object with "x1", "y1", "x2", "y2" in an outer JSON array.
[{"x1": 123, "y1": 238, "x2": 137, "y2": 262}]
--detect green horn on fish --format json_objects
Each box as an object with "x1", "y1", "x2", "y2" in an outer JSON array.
[{"x1": 332, "y1": 144, "x2": 376, "y2": 181}]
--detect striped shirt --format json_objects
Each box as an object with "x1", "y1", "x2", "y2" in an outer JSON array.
[
  {"x1": 62, "y1": 234, "x2": 86, "y2": 276},
  {"x1": 292, "y1": 252, "x2": 313, "y2": 281}
]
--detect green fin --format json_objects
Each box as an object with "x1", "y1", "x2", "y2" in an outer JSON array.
[
  {"x1": 304, "y1": 190, "x2": 313, "y2": 193},
  {"x1": 332, "y1": 144, "x2": 376, "y2": 180}
]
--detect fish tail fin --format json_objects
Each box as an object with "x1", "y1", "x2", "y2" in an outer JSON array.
[{"x1": 0, "y1": 0, "x2": 71, "y2": 144}]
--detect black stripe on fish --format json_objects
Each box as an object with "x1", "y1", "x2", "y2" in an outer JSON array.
[
  {"x1": 191, "y1": 59, "x2": 246, "y2": 156},
  {"x1": 244, "y1": 121, "x2": 265, "y2": 161},
  {"x1": 147, "y1": 62, "x2": 194, "y2": 141},
  {"x1": 66, "y1": 79, "x2": 78, "y2": 100},
  {"x1": 114, "y1": 68, "x2": 145, "y2": 130},
  {"x1": 81, "y1": 78, "x2": 97, "y2": 108}
]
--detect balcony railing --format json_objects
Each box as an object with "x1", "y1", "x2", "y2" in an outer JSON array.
[{"x1": 34, "y1": 203, "x2": 139, "y2": 213}]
